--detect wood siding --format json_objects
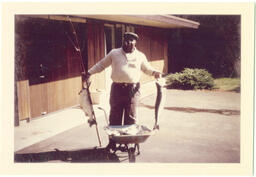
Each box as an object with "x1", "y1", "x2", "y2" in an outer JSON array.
[
  {"x1": 29, "y1": 77, "x2": 81, "y2": 118},
  {"x1": 17, "y1": 80, "x2": 31, "y2": 120},
  {"x1": 87, "y1": 21, "x2": 106, "y2": 91},
  {"x1": 135, "y1": 26, "x2": 168, "y2": 83}
]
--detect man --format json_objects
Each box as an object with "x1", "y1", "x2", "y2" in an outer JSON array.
[{"x1": 86, "y1": 32, "x2": 161, "y2": 126}]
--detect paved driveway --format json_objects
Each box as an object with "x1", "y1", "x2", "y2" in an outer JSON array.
[{"x1": 15, "y1": 89, "x2": 240, "y2": 163}]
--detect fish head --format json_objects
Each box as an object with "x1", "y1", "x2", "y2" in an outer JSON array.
[{"x1": 156, "y1": 77, "x2": 167, "y2": 87}]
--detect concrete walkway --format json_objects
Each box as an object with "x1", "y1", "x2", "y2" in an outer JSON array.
[{"x1": 15, "y1": 89, "x2": 240, "y2": 163}]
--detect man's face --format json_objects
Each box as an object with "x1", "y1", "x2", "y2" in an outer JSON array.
[{"x1": 122, "y1": 37, "x2": 137, "y2": 53}]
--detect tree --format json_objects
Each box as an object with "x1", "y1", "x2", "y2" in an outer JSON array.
[{"x1": 168, "y1": 15, "x2": 241, "y2": 78}]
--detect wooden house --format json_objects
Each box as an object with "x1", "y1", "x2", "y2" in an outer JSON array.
[{"x1": 15, "y1": 15, "x2": 199, "y2": 126}]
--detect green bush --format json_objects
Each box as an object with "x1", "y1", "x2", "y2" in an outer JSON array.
[{"x1": 165, "y1": 68, "x2": 215, "y2": 90}]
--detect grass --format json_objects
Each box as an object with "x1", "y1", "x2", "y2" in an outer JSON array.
[{"x1": 213, "y1": 78, "x2": 240, "y2": 92}]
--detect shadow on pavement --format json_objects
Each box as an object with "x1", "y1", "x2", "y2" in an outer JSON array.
[
  {"x1": 139, "y1": 103, "x2": 240, "y2": 116},
  {"x1": 164, "y1": 107, "x2": 240, "y2": 115},
  {"x1": 14, "y1": 147, "x2": 120, "y2": 163}
]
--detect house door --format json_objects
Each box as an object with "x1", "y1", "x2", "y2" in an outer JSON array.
[
  {"x1": 27, "y1": 37, "x2": 51, "y2": 117},
  {"x1": 27, "y1": 32, "x2": 66, "y2": 118}
]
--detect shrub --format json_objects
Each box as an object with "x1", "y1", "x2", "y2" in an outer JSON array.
[{"x1": 165, "y1": 68, "x2": 215, "y2": 90}]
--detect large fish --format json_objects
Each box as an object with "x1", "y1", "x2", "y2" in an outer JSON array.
[
  {"x1": 154, "y1": 78, "x2": 166, "y2": 130},
  {"x1": 79, "y1": 81, "x2": 102, "y2": 147},
  {"x1": 79, "y1": 83, "x2": 96, "y2": 127}
]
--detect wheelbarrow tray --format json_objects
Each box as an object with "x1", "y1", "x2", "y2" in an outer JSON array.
[
  {"x1": 110, "y1": 133, "x2": 152, "y2": 144},
  {"x1": 104, "y1": 124, "x2": 154, "y2": 144}
]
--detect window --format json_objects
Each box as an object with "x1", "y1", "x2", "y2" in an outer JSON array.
[{"x1": 104, "y1": 23, "x2": 135, "y2": 53}]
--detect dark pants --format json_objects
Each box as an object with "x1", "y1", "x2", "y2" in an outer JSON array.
[{"x1": 109, "y1": 82, "x2": 140, "y2": 125}]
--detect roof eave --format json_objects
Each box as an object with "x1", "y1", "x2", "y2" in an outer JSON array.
[{"x1": 79, "y1": 15, "x2": 200, "y2": 29}]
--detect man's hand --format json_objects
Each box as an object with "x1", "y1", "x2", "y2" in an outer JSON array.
[
  {"x1": 82, "y1": 72, "x2": 91, "y2": 88},
  {"x1": 153, "y1": 71, "x2": 162, "y2": 79}
]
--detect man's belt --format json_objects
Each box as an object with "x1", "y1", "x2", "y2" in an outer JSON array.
[{"x1": 112, "y1": 82, "x2": 140, "y2": 88}]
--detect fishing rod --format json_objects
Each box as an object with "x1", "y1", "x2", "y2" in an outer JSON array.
[
  {"x1": 67, "y1": 16, "x2": 102, "y2": 147},
  {"x1": 67, "y1": 16, "x2": 86, "y2": 75}
]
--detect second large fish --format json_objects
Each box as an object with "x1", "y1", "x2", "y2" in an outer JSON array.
[
  {"x1": 79, "y1": 85, "x2": 96, "y2": 127},
  {"x1": 154, "y1": 78, "x2": 166, "y2": 129}
]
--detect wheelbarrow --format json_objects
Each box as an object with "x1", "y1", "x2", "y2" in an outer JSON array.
[{"x1": 103, "y1": 124, "x2": 156, "y2": 162}]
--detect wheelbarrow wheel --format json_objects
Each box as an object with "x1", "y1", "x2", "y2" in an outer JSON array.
[{"x1": 128, "y1": 147, "x2": 136, "y2": 163}]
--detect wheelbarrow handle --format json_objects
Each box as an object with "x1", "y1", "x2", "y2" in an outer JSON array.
[{"x1": 97, "y1": 106, "x2": 109, "y2": 125}]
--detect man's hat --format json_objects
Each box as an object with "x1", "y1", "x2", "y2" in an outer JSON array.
[{"x1": 124, "y1": 32, "x2": 139, "y2": 40}]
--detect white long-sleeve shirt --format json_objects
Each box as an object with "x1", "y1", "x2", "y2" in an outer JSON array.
[{"x1": 88, "y1": 48, "x2": 157, "y2": 83}]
